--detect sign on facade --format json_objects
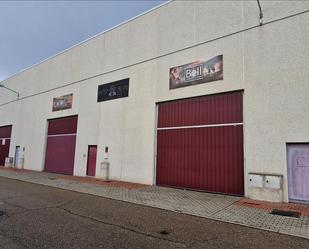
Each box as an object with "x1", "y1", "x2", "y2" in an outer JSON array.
[
  {"x1": 97, "y1": 78, "x2": 129, "y2": 102},
  {"x1": 52, "y1": 93, "x2": 73, "y2": 112},
  {"x1": 169, "y1": 55, "x2": 223, "y2": 89}
]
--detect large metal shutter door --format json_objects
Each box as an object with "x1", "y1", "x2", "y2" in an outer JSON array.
[
  {"x1": 156, "y1": 92, "x2": 244, "y2": 195},
  {"x1": 0, "y1": 126, "x2": 12, "y2": 166},
  {"x1": 44, "y1": 116, "x2": 78, "y2": 175}
]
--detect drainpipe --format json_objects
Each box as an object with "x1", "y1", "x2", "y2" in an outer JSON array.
[{"x1": 257, "y1": 0, "x2": 263, "y2": 26}]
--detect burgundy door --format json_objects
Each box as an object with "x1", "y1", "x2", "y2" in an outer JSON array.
[
  {"x1": 87, "y1": 146, "x2": 97, "y2": 176},
  {"x1": 0, "y1": 125, "x2": 12, "y2": 166},
  {"x1": 44, "y1": 116, "x2": 77, "y2": 175},
  {"x1": 156, "y1": 91, "x2": 244, "y2": 195}
]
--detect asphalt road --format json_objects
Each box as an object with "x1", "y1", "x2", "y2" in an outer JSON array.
[{"x1": 0, "y1": 177, "x2": 308, "y2": 249}]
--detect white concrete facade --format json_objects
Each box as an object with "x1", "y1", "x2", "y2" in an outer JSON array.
[{"x1": 0, "y1": 1, "x2": 309, "y2": 202}]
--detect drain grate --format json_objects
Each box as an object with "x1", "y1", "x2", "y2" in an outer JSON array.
[
  {"x1": 158, "y1": 229, "x2": 170, "y2": 235},
  {"x1": 270, "y1": 209, "x2": 301, "y2": 218}
]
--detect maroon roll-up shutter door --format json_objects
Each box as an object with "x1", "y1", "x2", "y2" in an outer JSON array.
[
  {"x1": 44, "y1": 116, "x2": 78, "y2": 175},
  {"x1": 0, "y1": 125, "x2": 12, "y2": 166},
  {"x1": 156, "y1": 91, "x2": 244, "y2": 195},
  {"x1": 47, "y1": 117, "x2": 78, "y2": 135}
]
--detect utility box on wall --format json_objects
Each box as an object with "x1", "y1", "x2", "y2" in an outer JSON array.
[
  {"x1": 100, "y1": 161, "x2": 110, "y2": 180},
  {"x1": 265, "y1": 175, "x2": 282, "y2": 190},
  {"x1": 248, "y1": 173, "x2": 283, "y2": 202},
  {"x1": 248, "y1": 174, "x2": 263, "y2": 188},
  {"x1": 4, "y1": 157, "x2": 13, "y2": 167}
]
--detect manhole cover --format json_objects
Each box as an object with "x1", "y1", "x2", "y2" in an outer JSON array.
[
  {"x1": 158, "y1": 230, "x2": 170, "y2": 235},
  {"x1": 0, "y1": 211, "x2": 5, "y2": 216},
  {"x1": 270, "y1": 209, "x2": 300, "y2": 218}
]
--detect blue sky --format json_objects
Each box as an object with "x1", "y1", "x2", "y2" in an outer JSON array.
[{"x1": 0, "y1": 1, "x2": 165, "y2": 81}]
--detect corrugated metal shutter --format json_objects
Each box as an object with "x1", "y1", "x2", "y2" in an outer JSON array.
[
  {"x1": 47, "y1": 116, "x2": 78, "y2": 135},
  {"x1": 156, "y1": 92, "x2": 244, "y2": 195},
  {"x1": 44, "y1": 116, "x2": 77, "y2": 175},
  {"x1": 0, "y1": 125, "x2": 12, "y2": 138}
]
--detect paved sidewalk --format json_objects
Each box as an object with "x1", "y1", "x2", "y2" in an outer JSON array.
[{"x1": 0, "y1": 167, "x2": 308, "y2": 239}]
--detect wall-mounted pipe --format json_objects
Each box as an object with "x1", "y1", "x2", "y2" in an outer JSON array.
[
  {"x1": 0, "y1": 83, "x2": 19, "y2": 99},
  {"x1": 257, "y1": 0, "x2": 263, "y2": 25}
]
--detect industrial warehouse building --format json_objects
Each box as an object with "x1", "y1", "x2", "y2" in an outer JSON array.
[{"x1": 0, "y1": 1, "x2": 309, "y2": 204}]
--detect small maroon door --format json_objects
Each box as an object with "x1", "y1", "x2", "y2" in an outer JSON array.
[
  {"x1": 87, "y1": 146, "x2": 97, "y2": 176},
  {"x1": 0, "y1": 125, "x2": 12, "y2": 166}
]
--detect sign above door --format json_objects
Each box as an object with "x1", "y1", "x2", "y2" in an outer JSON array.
[
  {"x1": 97, "y1": 78, "x2": 129, "y2": 102},
  {"x1": 169, "y1": 55, "x2": 223, "y2": 89}
]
